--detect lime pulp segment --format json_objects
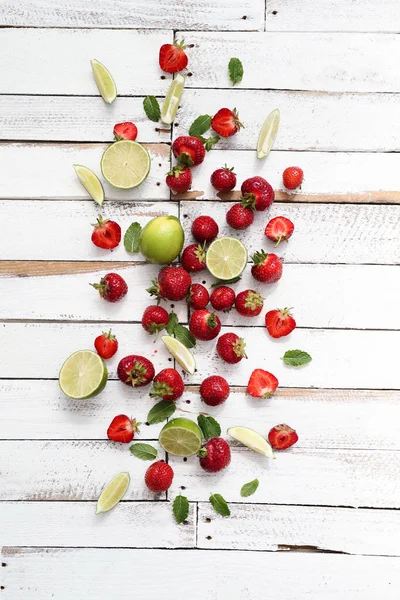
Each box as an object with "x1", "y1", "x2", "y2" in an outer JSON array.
[
  {"x1": 257, "y1": 108, "x2": 280, "y2": 159},
  {"x1": 206, "y1": 237, "x2": 248, "y2": 280},
  {"x1": 59, "y1": 350, "x2": 108, "y2": 399},
  {"x1": 227, "y1": 426, "x2": 275, "y2": 459},
  {"x1": 91, "y1": 59, "x2": 117, "y2": 104},
  {"x1": 96, "y1": 472, "x2": 130, "y2": 514},
  {"x1": 161, "y1": 336, "x2": 196, "y2": 374},
  {"x1": 161, "y1": 74, "x2": 185, "y2": 125},
  {"x1": 101, "y1": 140, "x2": 151, "y2": 189},
  {"x1": 73, "y1": 164, "x2": 104, "y2": 205},
  {"x1": 159, "y1": 418, "x2": 202, "y2": 456}
]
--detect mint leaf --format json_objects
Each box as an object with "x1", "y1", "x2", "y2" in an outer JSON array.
[
  {"x1": 173, "y1": 494, "x2": 189, "y2": 524},
  {"x1": 203, "y1": 135, "x2": 220, "y2": 151},
  {"x1": 189, "y1": 114, "x2": 211, "y2": 137},
  {"x1": 143, "y1": 96, "x2": 161, "y2": 122},
  {"x1": 197, "y1": 415, "x2": 221, "y2": 440},
  {"x1": 228, "y1": 57, "x2": 243, "y2": 85},
  {"x1": 124, "y1": 222, "x2": 142, "y2": 252},
  {"x1": 210, "y1": 493, "x2": 230, "y2": 517},
  {"x1": 240, "y1": 478, "x2": 259, "y2": 497},
  {"x1": 129, "y1": 443, "x2": 158, "y2": 461},
  {"x1": 282, "y1": 350, "x2": 312, "y2": 367},
  {"x1": 147, "y1": 400, "x2": 176, "y2": 425},
  {"x1": 174, "y1": 324, "x2": 196, "y2": 349},
  {"x1": 166, "y1": 311, "x2": 179, "y2": 336},
  {"x1": 211, "y1": 276, "x2": 241, "y2": 288}
]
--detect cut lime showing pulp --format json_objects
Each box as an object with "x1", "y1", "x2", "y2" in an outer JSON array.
[
  {"x1": 96, "y1": 472, "x2": 130, "y2": 514},
  {"x1": 73, "y1": 164, "x2": 104, "y2": 205},
  {"x1": 59, "y1": 350, "x2": 108, "y2": 399},
  {"x1": 206, "y1": 237, "x2": 247, "y2": 280},
  {"x1": 227, "y1": 426, "x2": 275, "y2": 459},
  {"x1": 91, "y1": 59, "x2": 117, "y2": 104},
  {"x1": 161, "y1": 336, "x2": 196, "y2": 374},
  {"x1": 257, "y1": 108, "x2": 280, "y2": 159},
  {"x1": 161, "y1": 73, "x2": 185, "y2": 125},
  {"x1": 101, "y1": 140, "x2": 151, "y2": 189},
  {"x1": 159, "y1": 418, "x2": 202, "y2": 456}
]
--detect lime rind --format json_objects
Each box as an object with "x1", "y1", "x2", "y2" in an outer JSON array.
[
  {"x1": 96, "y1": 472, "x2": 130, "y2": 514},
  {"x1": 161, "y1": 73, "x2": 185, "y2": 125},
  {"x1": 59, "y1": 350, "x2": 108, "y2": 399},
  {"x1": 159, "y1": 418, "x2": 202, "y2": 456},
  {"x1": 227, "y1": 426, "x2": 275, "y2": 459},
  {"x1": 161, "y1": 336, "x2": 196, "y2": 374},
  {"x1": 91, "y1": 59, "x2": 117, "y2": 104},
  {"x1": 206, "y1": 237, "x2": 248, "y2": 280},
  {"x1": 257, "y1": 108, "x2": 280, "y2": 159},
  {"x1": 100, "y1": 140, "x2": 151, "y2": 190},
  {"x1": 73, "y1": 164, "x2": 105, "y2": 205}
]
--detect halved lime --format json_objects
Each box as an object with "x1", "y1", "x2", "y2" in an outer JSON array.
[
  {"x1": 91, "y1": 59, "x2": 117, "y2": 104},
  {"x1": 161, "y1": 336, "x2": 196, "y2": 374},
  {"x1": 101, "y1": 140, "x2": 151, "y2": 189},
  {"x1": 159, "y1": 418, "x2": 202, "y2": 456},
  {"x1": 161, "y1": 74, "x2": 185, "y2": 125},
  {"x1": 257, "y1": 108, "x2": 280, "y2": 159},
  {"x1": 59, "y1": 350, "x2": 108, "y2": 399},
  {"x1": 73, "y1": 164, "x2": 105, "y2": 205},
  {"x1": 96, "y1": 472, "x2": 130, "y2": 514},
  {"x1": 206, "y1": 237, "x2": 248, "y2": 280},
  {"x1": 227, "y1": 426, "x2": 275, "y2": 459}
]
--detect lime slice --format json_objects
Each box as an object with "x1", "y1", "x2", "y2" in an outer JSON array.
[
  {"x1": 96, "y1": 472, "x2": 130, "y2": 514},
  {"x1": 206, "y1": 237, "x2": 248, "y2": 280},
  {"x1": 161, "y1": 73, "x2": 185, "y2": 125},
  {"x1": 227, "y1": 426, "x2": 275, "y2": 459},
  {"x1": 159, "y1": 418, "x2": 202, "y2": 456},
  {"x1": 257, "y1": 108, "x2": 280, "y2": 159},
  {"x1": 90, "y1": 59, "x2": 117, "y2": 104},
  {"x1": 73, "y1": 164, "x2": 104, "y2": 205},
  {"x1": 59, "y1": 350, "x2": 108, "y2": 399},
  {"x1": 101, "y1": 140, "x2": 151, "y2": 189},
  {"x1": 161, "y1": 336, "x2": 196, "y2": 375}
]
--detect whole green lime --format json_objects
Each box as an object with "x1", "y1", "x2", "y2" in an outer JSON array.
[{"x1": 139, "y1": 215, "x2": 184, "y2": 264}]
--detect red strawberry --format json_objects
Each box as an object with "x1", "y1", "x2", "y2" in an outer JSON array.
[
  {"x1": 145, "y1": 461, "x2": 174, "y2": 492},
  {"x1": 268, "y1": 424, "x2": 298, "y2": 450},
  {"x1": 198, "y1": 437, "x2": 231, "y2": 472},
  {"x1": 189, "y1": 309, "x2": 221, "y2": 341},
  {"x1": 235, "y1": 290, "x2": 264, "y2": 317},
  {"x1": 147, "y1": 266, "x2": 192, "y2": 302},
  {"x1": 210, "y1": 286, "x2": 236, "y2": 312},
  {"x1": 172, "y1": 136, "x2": 206, "y2": 167},
  {"x1": 150, "y1": 368, "x2": 184, "y2": 401},
  {"x1": 141, "y1": 305, "x2": 169, "y2": 338},
  {"x1": 191, "y1": 216, "x2": 219, "y2": 243},
  {"x1": 113, "y1": 122, "x2": 138, "y2": 141},
  {"x1": 241, "y1": 176, "x2": 275, "y2": 211},
  {"x1": 210, "y1": 165, "x2": 237, "y2": 192},
  {"x1": 159, "y1": 40, "x2": 188, "y2": 73},
  {"x1": 211, "y1": 108, "x2": 243, "y2": 138},
  {"x1": 91, "y1": 273, "x2": 128, "y2": 302},
  {"x1": 265, "y1": 308, "x2": 296, "y2": 338},
  {"x1": 107, "y1": 415, "x2": 140, "y2": 443},
  {"x1": 217, "y1": 332, "x2": 247, "y2": 364},
  {"x1": 91, "y1": 216, "x2": 121, "y2": 250},
  {"x1": 117, "y1": 355, "x2": 155, "y2": 387},
  {"x1": 166, "y1": 165, "x2": 192, "y2": 194},
  {"x1": 94, "y1": 329, "x2": 118, "y2": 359},
  {"x1": 181, "y1": 243, "x2": 206, "y2": 272},
  {"x1": 251, "y1": 251, "x2": 283, "y2": 284},
  {"x1": 226, "y1": 203, "x2": 254, "y2": 230},
  {"x1": 247, "y1": 369, "x2": 279, "y2": 398},
  {"x1": 283, "y1": 166, "x2": 303, "y2": 191},
  {"x1": 188, "y1": 283, "x2": 209, "y2": 310},
  {"x1": 200, "y1": 376, "x2": 230, "y2": 406},
  {"x1": 265, "y1": 216, "x2": 294, "y2": 246}
]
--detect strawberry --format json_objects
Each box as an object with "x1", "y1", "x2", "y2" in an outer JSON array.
[
  {"x1": 241, "y1": 176, "x2": 275, "y2": 211},
  {"x1": 265, "y1": 308, "x2": 296, "y2": 339},
  {"x1": 247, "y1": 369, "x2": 279, "y2": 399},
  {"x1": 159, "y1": 40, "x2": 188, "y2": 73},
  {"x1": 211, "y1": 108, "x2": 243, "y2": 138},
  {"x1": 210, "y1": 286, "x2": 236, "y2": 312},
  {"x1": 91, "y1": 273, "x2": 128, "y2": 302},
  {"x1": 188, "y1": 283, "x2": 210, "y2": 310},
  {"x1": 235, "y1": 290, "x2": 264, "y2": 317},
  {"x1": 172, "y1": 136, "x2": 206, "y2": 167},
  {"x1": 117, "y1": 355, "x2": 155, "y2": 387},
  {"x1": 251, "y1": 251, "x2": 283, "y2": 284},
  {"x1": 166, "y1": 165, "x2": 192, "y2": 194},
  {"x1": 198, "y1": 437, "x2": 231, "y2": 472},
  {"x1": 113, "y1": 122, "x2": 138, "y2": 141},
  {"x1": 107, "y1": 415, "x2": 140, "y2": 443},
  {"x1": 181, "y1": 243, "x2": 206, "y2": 272},
  {"x1": 191, "y1": 215, "x2": 219, "y2": 243},
  {"x1": 94, "y1": 329, "x2": 118, "y2": 359},
  {"x1": 145, "y1": 461, "x2": 174, "y2": 492},
  {"x1": 189, "y1": 309, "x2": 221, "y2": 341},
  {"x1": 91, "y1": 216, "x2": 121, "y2": 250},
  {"x1": 265, "y1": 216, "x2": 294, "y2": 246},
  {"x1": 226, "y1": 203, "x2": 254, "y2": 230},
  {"x1": 210, "y1": 165, "x2": 237, "y2": 192},
  {"x1": 268, "y1": 424, "x2": 298, "y2": 450},
  {"x1": 200, "y1": 375, "x2": 230, "y2": 406},
  {"x1": 217, "y1": 332, "x2": 247, "y2": 364},
  {"x1": 147, "y1": 266, "x2": 192, "y2": 302},
  {"x1": 150, "y1": 368, "x2": 184, "y2": 401},
  {"x1": 141, "y1": 305, "x2": 169, "y2": 338},
  {"x1": 283, "y1": 166, "x2": 303, "y2": 191}
]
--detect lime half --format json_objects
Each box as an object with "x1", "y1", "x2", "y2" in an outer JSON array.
[
  {"x1": 161, "y1": 336, "x2": 196, "y2": 374},
  {"x1": 159, "y1": 418, "x2": 202, "y2": 456},
  {"x1": 227, "y1": 426, "x2": 275, "y2": 459},
  {"x1": 257, "y1": 108, "x2": 280, "y2": 159},
  {"x1": 206, "y1": 237, "x2": 248, "y2": 280},
  {"x1": 96, "y1": 472, "x2": 130, "y2": 514},
  {"x1": 91, "y1": 59, "x2": 117, "y2": 104},
  {"x1": 161, "y1": 74, "x2": 185, "y2": 125},
  {"x1": 59, "y1": 350, "x2": 108, "y2": 399},
  {"x1": 74, "y1": 164, "x2": 104, "y2": 205},
  {"x1": 101, "y1": 140, "x2": 151, "y2": 189}
]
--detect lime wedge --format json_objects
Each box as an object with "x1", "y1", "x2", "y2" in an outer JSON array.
[
  {"x1": 161, "y1": 74, "x2": 185, "y2": 125},
  {"x1": 73, "y1": 164, "x2": 104, "y2": 205},
  {"x1": 227, "y1": 426, "x2": 275, "y2": 459},
  {"x1": 161, "y1": 336, "x2": 196, "y2": 374},
  {"x1": 90, "y1": 59, "x2": 117, "y2": 104},
  {"x1": 159, "y1": 418, "x2": 202, "y2": 456},
  {"x1": 257, "y1": 108, "x2": 280, "y2": 159},
  {"x1": 206, "y1": 237, "x2": 248, "y2": 280},
  {"x1": 101, "y1": 140, "x2": 151, "y2": 189},
  {"x1": 96, "y1": 472, "x2": 130, "y2": 514},
  {"x1": 59, "y1": 350, "x2": 108, "y2": 399}
]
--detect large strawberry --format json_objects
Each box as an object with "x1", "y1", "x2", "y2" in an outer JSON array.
[
  {"x1": 91, "y1": 273, "x2": 128, "y2": 302},
  {"x1": 117, "y1": 355, "x2": 155, "y2": 387},
  {"x1": 217, "y1": 332, "x2": 247, "y2": 363},
  {"x1": 145, "y1": 461, "x2": 174, "y2": 491},
  {"x1": 189, "y1": 309, "x2": 221, "y2": 341},
  {"x1": 166, "y1": 165, "x2": 192, "y2": 194},
  {"x1": 210, "y1": 286, "x2": 236, "y2": 312},
  {"x1": 241, "y1": 176, "x2": 275, "y2": 211},
  {"x1": 235, "y1": 290, "x2": 264, "y2": 317},
  {"x1": 147, "y1": 266, "x2": 192, "y2": 302},
  {"x1": 210, "y1": 166, "x2": 236, "y2": 191},
  {"x1": 141, "y1": 305, "x2": 169, "y2": 338},
  {"x1": 282, "y1": 166, "x2": 303, "y2": 191},
  {"x1": 172, "y1": 136, "x2": 206, "y2": 166},
  {"x1": 198, "y1": 437, "x2": 231, "y2": 472},
  {"x1": 226, "y1": 203, "x2": 254, "y2": 230},
  {"x1": 251, "y1": 251, "x2": 283, "y2": 284},
  {"x1": 150, "y1": 368, "x2": 184, "y2": 401},
  {"x1": 200, "y1": 376, "x2": 230, "y2": 406},
  {"x1": 187, "y1": 283, "x2": 210, "y2": 310},
  {"x1": 181, "y1": 244, "x2": 206, "y2": 272},
  {"x1": 191, "y1": 216, "x2": 219, "y2": 243}
]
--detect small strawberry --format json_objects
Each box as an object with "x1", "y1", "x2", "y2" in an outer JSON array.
[
  {"x1": 226, "y1": 203, "x2": 254, "y2": 230},
  {"x1": 210, "y1": 165, "x2": 237, "y2": 192},
  {"x1": 159, "y1": 40, "x2": 188, "y2": 73},
  {"x1": 107, "y1": 415, "x2": 140, "y2": 443},
  {"x1": 247, "y1": 369, "x2": 279, "y2": 399},
  {"x1": 283, "y1": 166, "x2": 303, "y2": 191},
  {"x1": 188, "y1": 283, "x2": 210, "y2": 310},
  {"x1": 172, "y1": 136, "x2": 206, "y2": 167},
  {"x1": 166, "y1": 165, "x2": 192, "y2": 194},
  {"x1": 241, "y1": 176, "x2": 275, "y2": 211},
  {"x1": 210, "y1": 286, "x2": 236, "y2": 312},
  {"x1": 200, "y1": 376, "x2": 230, "y2": 406},
  {"x1": 91, "y1": 273, "x2": 128, "y2": 302},
  {"x1": 198, "y1": 437, "x2": 231, "y2": 472},
  {"x1": 211, "y1": 108, "x2": 243, "y2": 138},
  {"x1": 145, "y1": 461, "x2": 174, "y2": 492},
  {"x1": 251, "y1": 251, "x2": 283, "y2": 284},
  {"x1": 191, "y1": 216, "x2": 219, "y2": 243},
  {"x1": 235, "y1": 290, "x2": 264, "y2": 317},
  {"x1": 141, "y1": 305, "x2": 169, "y2": 338},
  {"x1": 91, "y1": 216, "x2": 121, "y2": 250},
  {"x1": 265, "y1": 216, "x2": 294, "y2": 246},
  {"x1": 113, "y1": 122, "x2": 138, "y2": 141},
  {"x1": 94, "y1": 329, "x2": 118, "y2": 359},
  {"x1": 150, "y1": 368, "x2": 184, "y2": 401},
  {"x1": 181, "y1": 243, "x2": 206, "y2": 272},
  {"x1": 268, "y1": 424, "x2": 298, "y2": 450},
  {"x1": 189, "y1": 309, "x2": 221, "y2": 341},
  {"x1": 117, "y1": 355, "x2": 155, "y2": 387},
  {"x1": 147, "y1": 266, "x2": 192, "y2": 302},
  {"x1": 265, "y1": 308, "x2": 296, "y2": 339},
  {"x1": 217, "y1": 332, "x2": 247, "y2": 364}
]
